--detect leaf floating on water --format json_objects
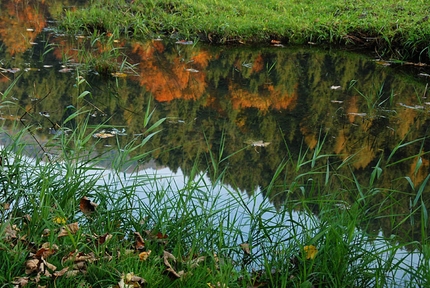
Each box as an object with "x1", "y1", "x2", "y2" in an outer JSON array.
[
  {"x1": 39, "y1": 111, "x2": 50, "y2": 117},
  {"x1": 245, "y1": 140, "x2": 271, "y2": 147},
  {"x1": 185, "y1": 68, "x2": 199, "y2": 73},
  {"x1": 111, "y1": 72, "x2": 127, "y2": 78},
  {"x1": 347, "y1": 112, "x2": 367, "y2": 117},
  {"x1": 374, "y1": 60, "x2": 391, "y2": 66},
  {"x1": 399, "y1": 103, "x2": 424, "y2": 110},
  {"x1": 93, "y1": 130, "x2": 115, "y2": 138},
  {"x1": 4, "y1": 68, "x2": 20, "y2": 73},
  {"x1": 59, "y1": 67, "x2": 73, "y2": 73},
  {"x1": 175, "y1": 40, "x2": 193, "y2": 45},
  {"x1": 418, "y1": 73, "x2": 430, "y2": 77},
  {"x1": 24, "y1": 67, "x2": 39, "y2": 72},
  {"x1": 330, "y1": 85, "x2": 341, "y2": 90}
]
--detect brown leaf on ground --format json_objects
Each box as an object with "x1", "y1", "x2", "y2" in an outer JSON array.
[
  {"x1": 118, "y1": 272, "x2": 147, "y2": 287},
  {"x1": 139, "y1": 250, "x2": 151, "y2": 261},
  {"x1": 98, "y1": 232, "x2": 113, "y2": 244},
  {"x1": 62, "y1": 250, "x2": 98, "y2": 265},
  {"x1": 65, "y1": 270, "x2": 81, "y2": 277},
  {"x1": 134, "y1": 232, "x2": 145, "y2": 250},
  {"x1": 11, "y1": 276, "x2": 29, "y2": 287},
  {"x1": 163, "y1": 250, "x2": 176, "y2": 268},
  {"x1": 163, "y1": 251, "x2": 184, "y2": 279},
  {"x1": 53, "y1": 267, "x2": 69, "y2": 277},
  {"x1": 41, "y1": 229, "x2": 50, "y2": 237},
  {"x1": 79, "y1": 196, "x2": 98, "y2": 215},
  {"x1": 25, "y1": 256, "x2": 57, "y2": 277},
  {"x1": 165, "y1": 267, "x2": 184, "y2": 279},
  {"x1": 58, "y1": 222, "x2": 79, "y2": 238},
  {"x1": 37, "y1": 243, "x2": 58, "y2": 258},
  {"x1": 207, "y1": 282, "x2": 229, "y2": 288},
  {"x1": 4, "y1": 223, "x2": 19, "y2": 242},
  {"x1": 25, "y1": 259, "x2": 40, "y2": 274}
]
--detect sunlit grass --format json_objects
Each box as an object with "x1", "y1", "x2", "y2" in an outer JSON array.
[{"x1": 59, "y1": 0, "x2": 430, "y2": 61}]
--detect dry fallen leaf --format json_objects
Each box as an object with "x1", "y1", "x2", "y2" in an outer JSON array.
[
  {"x1": 163, "y1": 251, "x2": 184, "y2": 279},
  {"x1": 53, "y1": 267, "x2": 69, "y2": 277},
  {"x1": 62, "y1": 251, "x2": 98, "y2": 265},
  {"x1": 25, "y1": 259, "x2": 40, "y2": 274},
  {"x1": 98, "y1": 232, "x2": 113, "y2": 245},
  {"x1": 35, "y1": 243, "x2": 58, "y2": 258},
  {"x1": 58, "y1": 222, "x2": 79, "y2": 238},
  {"x1": 12, "y1": 276, "x2": 29, "y2": 287},
  {"x1": 139, "y1": 250, "x2": 151, "y2": 261},
  {"x1": 118, "y1": 272, "x2": 147, "y2": 288},
  {"x1": 134, "y1": 232, "x2": 145, "y2": 250},
  {"x1": 79, "y1": 197, "x2": 98, "y2": 215}
]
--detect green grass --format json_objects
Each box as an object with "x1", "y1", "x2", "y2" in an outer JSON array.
[
  {"x1": 0, "y1": 75, "x2": 429, "y2": 287},
  {"x1": 59, "y1": 0, "x2": 430, "y2": 62}
]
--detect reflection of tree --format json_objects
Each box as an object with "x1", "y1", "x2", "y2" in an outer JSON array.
[
  {"x1": 131, "y1": 41, "x2": 208, "y2": 102},
  {"x1": 0, "y1": 1, "x2": 46, "y2": 55}
]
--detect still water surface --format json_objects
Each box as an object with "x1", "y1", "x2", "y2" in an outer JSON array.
[{"x1": 1, "y1": 0, "x2": 430, "y2": 248}]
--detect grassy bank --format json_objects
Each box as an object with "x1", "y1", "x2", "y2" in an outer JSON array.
[
  {"x1": 59, "y1": 0, "x2": 430, "y2": 61},
  {"x1": 0, "y1": 78, "x2": 429, "y2": 287}
]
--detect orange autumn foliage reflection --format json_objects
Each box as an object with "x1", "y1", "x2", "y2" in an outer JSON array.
[
  {"x1": 229, "y1": 82, "x2": 298, "y2": 112},
  {"x1": 132, "y1": 41, "x2": 208, "y2": 102},
  {"x1": 0, "y1": 1, "x2": 46, "y2": 55}
]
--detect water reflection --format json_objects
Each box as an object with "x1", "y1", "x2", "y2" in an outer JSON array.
[{"x1": 1, "y1": 0, "x2": 430, "y2": 246}]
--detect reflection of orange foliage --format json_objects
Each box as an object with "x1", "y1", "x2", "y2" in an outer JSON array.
[
  {"x1": 333, "y1": 129, "x2": 347, "y2": 155},
  {"x1": 191, "y1": 51, "x2": 211, "y2": 67},
  {"x1": 300, "y1": 125, "x2": 318, "y2": 150},
  {"x1": 346, "y1": 95, "x2": 359, "y2": 122},
  {"x1": 409, "y1": 155, "x2": 430, "y2": 186},
  {"x1": 352, "y1": 144, "x2": 374, "y2": 169},
  {"x1": 131, "y1": 41, "x2": 165, "y2": 59},
  {"x1": 251, "y1": 54, "x2": 264, "y2": 73},
  {"x1": 132, "y1": 42, "x2": 209, "y2": 102},
  {"x1": 52, "y1": 38, "x2": 80, "y2": 61},
  {"x1": 229, "y1": 83, "x2": 298, "y2": 112},
  {"x1": 395, "y1": 106, "x2": 417, "y2": 139},
  {"x1": 0, "y1": 1, "x2": 46, "y2": 55}
]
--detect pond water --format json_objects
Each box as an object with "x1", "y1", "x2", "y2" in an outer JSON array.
[{"x1": 1, "y1": 0, "x2": 430, "y2": 249}]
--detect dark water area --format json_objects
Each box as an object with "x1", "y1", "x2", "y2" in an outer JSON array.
[{"x1": 1, "y1": 0, "x2": 430, "y2": 245}]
